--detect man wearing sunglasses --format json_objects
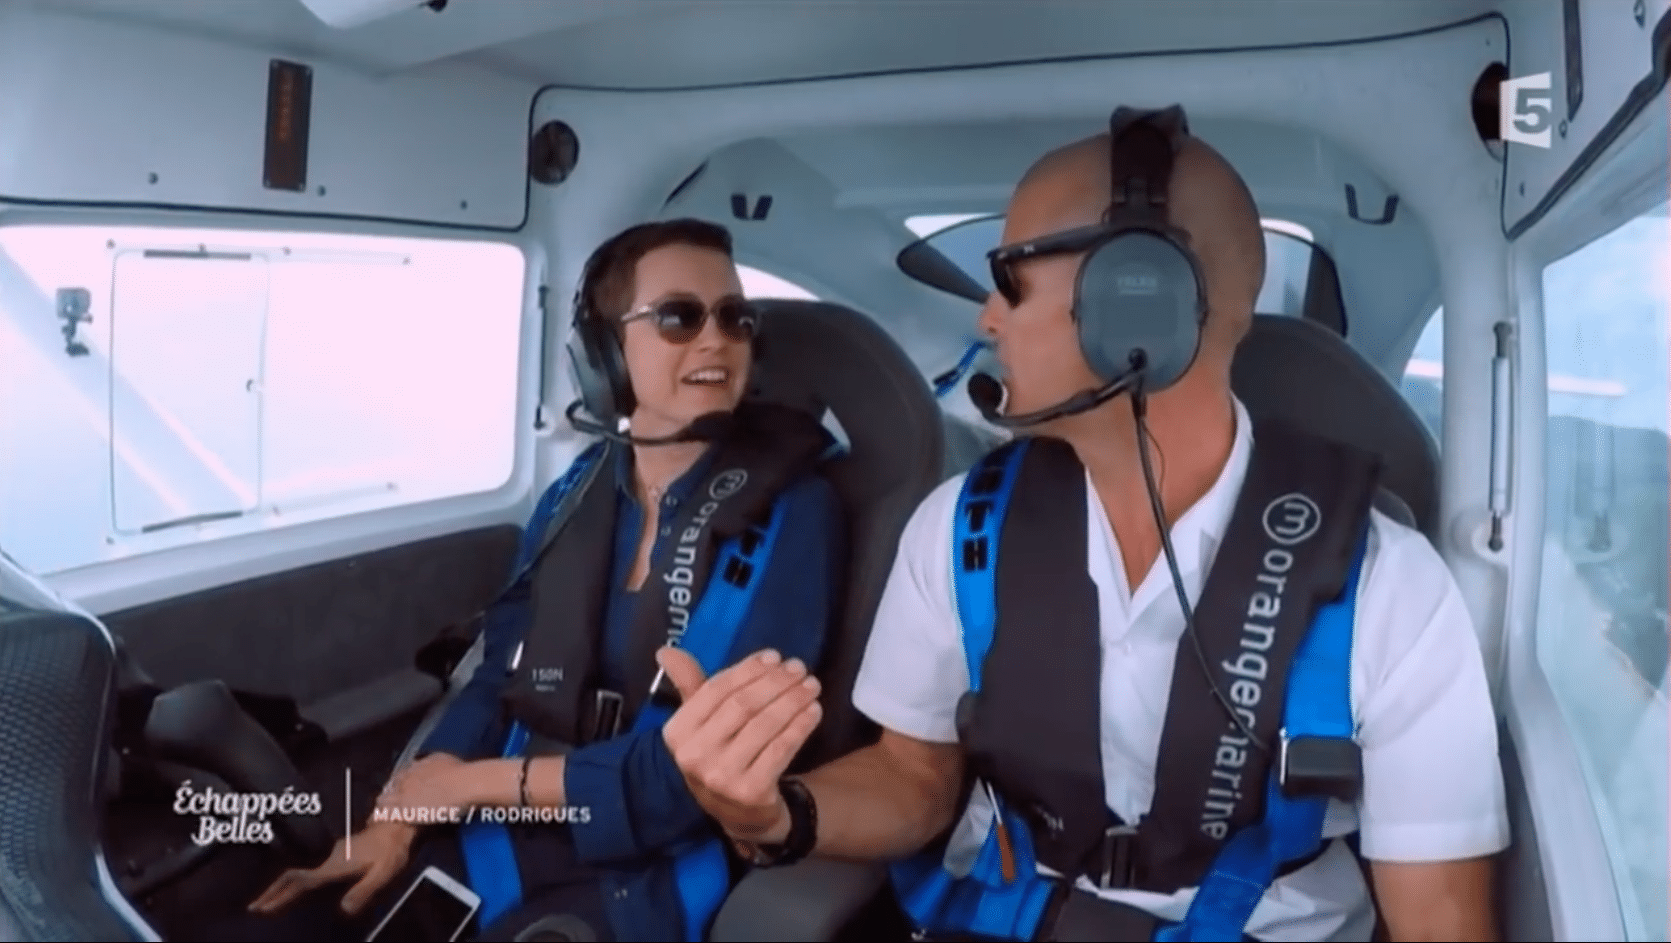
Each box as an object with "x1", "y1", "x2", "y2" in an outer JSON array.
[
  {"x1": 227, "y1": 219, "x2": 846, "y2": 942},
  {"x1": 658, "y1": 124, "x2": 1507, "y2": 942}
]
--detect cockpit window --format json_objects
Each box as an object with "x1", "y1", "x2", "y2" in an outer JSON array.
[
  {"x1": 899, "y1": 214, "x2": 1345, "y2": 335},
  {"x1": 1533, "y1": 195, "x2": 1669, "y2": 939},
  {"x1": 0, "y1": 224, "x2": 526, "y2": 576}
]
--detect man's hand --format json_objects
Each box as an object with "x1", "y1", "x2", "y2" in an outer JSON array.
[
  {"x1": 658, "y1": 647, "x2": 822, "y2": 842},
  {"x1": 249, "y1": 820, "x2": 416, "y2": 916},
  {"x1": 379, "y1": 752, "x2": 521, "y2": 819},
  {"x1": 377, "y1": 754, "x2": 496, "y2": 819}
]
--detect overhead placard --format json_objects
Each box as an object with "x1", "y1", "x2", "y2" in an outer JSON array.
[{"x1": 264, "y1": 60, "x2": 313, "y2": 193}]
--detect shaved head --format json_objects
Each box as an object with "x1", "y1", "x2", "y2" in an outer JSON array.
[{"x1": 1009, "y1": 128, "x2": 1266, "y2": 359}]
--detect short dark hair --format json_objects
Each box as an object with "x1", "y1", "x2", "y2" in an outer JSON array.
[{"x1": 577, "y1": 218, "x2": 734, "y2": 322}]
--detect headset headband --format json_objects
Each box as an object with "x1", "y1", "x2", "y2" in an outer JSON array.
[{"x1": 1106, "y1": 106, "x2": 1188, "y2": 226}]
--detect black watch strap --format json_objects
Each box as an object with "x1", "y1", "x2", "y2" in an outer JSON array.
[{"x1": 748, "y1": 778, "x2": 816, "y2": 868}]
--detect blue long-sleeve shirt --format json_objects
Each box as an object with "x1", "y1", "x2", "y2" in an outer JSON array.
[{"x1": 419, "y1": 441, "x2": 844, "y2": 938}]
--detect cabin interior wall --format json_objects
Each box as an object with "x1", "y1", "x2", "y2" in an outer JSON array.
[
  {"x1": 1498, "y1": 0, "x2": 1671, "y2": 234},
  {"x1": 0, "y1": 4, "x2": 534, "y2": 228},
  {"x1": 649, "y1": 137, "x2": 982, "y2": 368}
]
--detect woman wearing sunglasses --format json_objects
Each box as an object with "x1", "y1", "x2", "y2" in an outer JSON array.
[{"x1": 230, "y1": 219, "x2": 845, "y2": 942}]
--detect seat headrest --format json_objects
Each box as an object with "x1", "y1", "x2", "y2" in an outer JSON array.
[
  {"x1": 746, "y1": 299, "x2": 943, "y2": 502},
  {"x1": 1231, "y1": 315, "x2": 1440, "y2": 540}
]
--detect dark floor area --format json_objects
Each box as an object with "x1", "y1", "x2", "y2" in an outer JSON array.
[{"x1": 105, "y1": 706, "x2": 428, "y2": 942}]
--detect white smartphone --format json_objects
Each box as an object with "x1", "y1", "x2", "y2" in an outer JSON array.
[{"x1": 365, "y1": 866, "x2": 481, "y2": 942}]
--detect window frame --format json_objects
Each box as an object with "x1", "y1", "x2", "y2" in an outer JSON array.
[
  {"x1": 0, "y1": 215, "x2": 544, "y2": 616},
  {"x1": 1497, "y1": 186, "x2": 1669, "y2": 942}
]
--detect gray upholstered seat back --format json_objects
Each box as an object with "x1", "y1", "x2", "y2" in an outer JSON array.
[
  {"x1": 747, "y1": 299, "x2": 944, "y2": 763},
  {"x1": 1231, "y1": 315, "x2": 1440, "y2": 539}
]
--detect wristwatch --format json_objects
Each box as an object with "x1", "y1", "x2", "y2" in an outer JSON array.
[{"x1": 738, "y1": 778, "x2": 817, "y2": 868}]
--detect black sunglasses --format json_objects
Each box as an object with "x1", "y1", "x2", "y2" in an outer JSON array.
[
  {"x1": 987, "y1": 223, "x2": 1119, "y2": 306},
  {"x1": 620, "y1": 294, "x2": 759, "y2": 344}
]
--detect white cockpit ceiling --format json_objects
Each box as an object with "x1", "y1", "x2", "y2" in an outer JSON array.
[{"x1": 32, "y1": 0, "x2": 1499, "y2": 88}]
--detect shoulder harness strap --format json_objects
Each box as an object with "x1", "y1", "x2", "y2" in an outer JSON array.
[
  {"x1": 953, "y1": 439, "x2": 1031, "y2": 700},
  {"x1": 450, "y1": 441, "x2": 605, "y2": 929}
]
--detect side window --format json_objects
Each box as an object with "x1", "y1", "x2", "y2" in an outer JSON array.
[
  {"x1": 1254, "y1": 222, "x2": 1319, "y2": 321},
  {"x1": 0, "y1": 225, "x2": 526, "y2": 576},
  {"x1": 1402, "y1": 307, "x2": 1444, "y2": 447},
  {"x1": 736, "y1": 264, "x2": 818, "y2": 301},
  {"x1": 1536, "y1": 197, "x2": 1668, "y2": 940}
]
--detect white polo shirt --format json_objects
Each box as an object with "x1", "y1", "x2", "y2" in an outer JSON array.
[{"x1": 851, "y1": 397, "x2": 1510, "y2": 942}]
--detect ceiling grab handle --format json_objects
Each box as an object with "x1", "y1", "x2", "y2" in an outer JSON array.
[{"x1": 1488, "y1": 321, "x2": 1515, "y2": 551}]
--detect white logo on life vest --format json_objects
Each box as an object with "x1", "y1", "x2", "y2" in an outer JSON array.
[
  {"x1": 531, "y1": 666, "x2": 563, "y2": 693},
  {"x1": 709, "y1": 470, "x2": 747, "y2": 501},
  {"x1": 667, "y1": 470, "x2": 746, "y2": 639},
  {"x1": 1199, "y1": 527, "x2": 1304, "y2": 840},
  {"x1": 1262, "y1": 493, "x2": 1321, "y2": 546}
]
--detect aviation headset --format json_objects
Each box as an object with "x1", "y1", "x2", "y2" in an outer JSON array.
[
  {"x1": 988, "y1": 104, "x2": 1209, "y2": 400},
  {"x1": 565, "y1": 237, "x2": 636, "y2": 430}
]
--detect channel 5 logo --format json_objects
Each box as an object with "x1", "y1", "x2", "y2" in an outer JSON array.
[{"x1": 1500, "y1": 72, "x2": 1553, "y2": 148}]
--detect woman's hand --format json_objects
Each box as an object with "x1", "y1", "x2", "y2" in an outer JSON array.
[{"x1": 249, "y1": 821, "x2": 417, "y2": 916}]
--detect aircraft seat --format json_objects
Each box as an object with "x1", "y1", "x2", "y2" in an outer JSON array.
[
  {"x1": 708, "y1": 298, "x2": 944, "y2": 940},
  {"x1": 1232, "y1": 314, "x2": 1441, "y2": 541},
  {"x1": 743, "y1": 299, "x2": 946, "y2": 764},
  {"x1": 0, "y1": 560, "x2": 156, "y2": 940}
]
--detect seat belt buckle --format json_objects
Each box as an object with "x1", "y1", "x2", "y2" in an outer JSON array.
[
  {"x1": 1096, "y1": 824, "x2": 1140, "y2": 890},
  {"x1": 1278, "y1": 727, "x2": 1363, "y2": 803},
  {"x1": 590, "y1": 689, "x2": 624, "y2": 742}
]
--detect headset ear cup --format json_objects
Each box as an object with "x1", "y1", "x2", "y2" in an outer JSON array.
[
  {"x1": 598, "y1": 321, "x2": 635, "y2": 418},
  {"x1": 1073, "y1": 232, "x2": 1206, "y2": 392},
  {"x1": 569, "y1": 317, "x2": 635, "y2": 424}
]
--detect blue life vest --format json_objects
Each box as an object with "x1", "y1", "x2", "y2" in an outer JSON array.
[
  {"x1": 453, "y1": 440, "x2": 791, "y2": 940},
  {"x1": 892, "y1": 428, "x2": 1378, "y2": 942}
]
